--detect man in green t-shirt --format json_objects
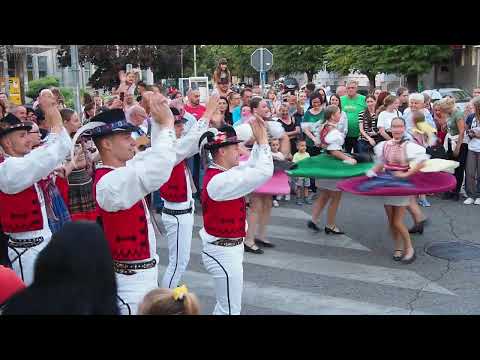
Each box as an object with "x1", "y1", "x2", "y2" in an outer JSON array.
[{"x1": 340, "y1": 80, "x2": 366, "y2": 153}]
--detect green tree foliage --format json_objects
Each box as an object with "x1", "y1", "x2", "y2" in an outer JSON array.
[
  {"x1": 57, "y1": 45, "x2": 193, "y2": 89},
  {"x1": 273, "y1": 45, "x2": 328, "y2": 82},
  {"x1": 195, "y1": 45, "x2": 259, "y2": 81},
  {"x1": 26, "y1": 76, "x2": 59, "y2": 98},
  {"x1": 325, "y1": 45, "x2": 452, "y2": 91},
  {"x1": 376, "y1": 45, "x2": 452, "y2": 91},
  {"x1": 325, "y1": 45, "x2": 384, "y2": 89}
]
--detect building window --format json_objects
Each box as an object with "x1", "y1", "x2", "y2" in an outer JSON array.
[
  {"x1": 38, "y1": 56, "x2": 48, "y2": 78},
  {"x1": 26, "y1": 55, "x2": 34, "y2": 81}
]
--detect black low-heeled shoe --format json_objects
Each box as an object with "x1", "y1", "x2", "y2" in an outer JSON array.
[
  {"x1": 401, "y1": 251, "x2": 416, "y2": 264},
  {"x1": 244, "y1": 243, "x2": 264, "y2": 254},
  {"x1": 255, "y1": 238, "x2": 275, "y2": 248},
  {"x1": 393, "y1": 250, "x2": 403, "y2": 261},
  {"x1": 307, "y1": 221, "x2": 321, "y2": 232},
  {"x1": 409, "y1": 221, "x2": 425, "y2": 234},
  {"x1": 324, "y1": 226, "x2": 345, "y2": 235}
]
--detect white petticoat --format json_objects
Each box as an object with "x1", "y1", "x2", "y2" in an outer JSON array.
[{"x1": 315, "y1": 178, "x2": 341, "y2": 192}]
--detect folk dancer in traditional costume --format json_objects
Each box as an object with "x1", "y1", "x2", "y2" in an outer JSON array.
[
  {"x1": 159, "y1": 98, "x2": 218, "y2": 289},
  {"x1": 199, "y1": 117, "x2": 273, "y2": 315},
  {"x1": 365, "y1": 117, "x2": 429, "y2": 263},
  {"x1": 307, "y1": 105, "x2": 357, "y2": 235},
  {"x1": 0, "y1": 92, "x2": 72, "y2": 284},
  {"x1": 72, "y1": 94, "x2": 196, "y2": 314}
]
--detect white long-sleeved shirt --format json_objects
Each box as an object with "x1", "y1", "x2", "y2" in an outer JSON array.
[
  {"x1": 162, "y1": 118, "x2": 210, "y2": 211},
  {"x1": 0, "y1": 128, "x2": 72, "y2": 195},
  {"x1": 199, "y1": 143, "x2": 273, "y2": 243},
  {"x1": 95, "y1": 121, "x2": 177, "y2": 263},
  {"x1": 96, "y1": 120, "x2": 176, "y2": 212},
  {"x1": 323, "y1": 127, "x2": 345, "y2": 151},
  {"x1": 0, "y1": 128, "x2": 72, "y2": 241}
]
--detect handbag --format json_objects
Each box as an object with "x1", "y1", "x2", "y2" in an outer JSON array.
[{"x1": 426, "y1": 145, "x2": 448, "y2": 159}]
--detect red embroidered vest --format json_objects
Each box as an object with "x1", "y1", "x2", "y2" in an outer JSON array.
[
  {"x1": 0, "y1": 157, "x2": 43, "y2": 233},
  {"x1": 319, "y1": 124, "x2": 334, "y2": 147},
  {"x1": 159, "y1": 161, "x2": 188, "y2": 203},
  {"x1": 94, "y1": 168, "x2": 150, "y2": 261},
  {"x1": 383, "y1": 140, "x2": 409, "y2": 171},
  {"x1": 201, "y1": 168, "x2": 246, "y2": 238}
]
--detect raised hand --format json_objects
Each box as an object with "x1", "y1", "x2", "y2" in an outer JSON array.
[
  {"x1": 204, "y1": 95, "x2": 219, "y2": 122},
  {"x1": 73, "y1": 147, "x2": 87, "y2": 170},
  {"x1": 39, "y1": 89, "x2": 63, "y2": 131},
  {"x1": 150, "y1": 93, "x2": 174, "y2": 129},
  {"x1": 118, "y1": 70, "x2": 127, "y2": 83},
  {"x1": 250, "y1": 114, "x2": 268, "y2": 145}
]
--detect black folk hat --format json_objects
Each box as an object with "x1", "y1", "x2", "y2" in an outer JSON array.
[
  {"x1": 70, "y1": 109, "x2": 139, "y2": 163},
  {"x1": 199, "y1": 125, "x2": 241, "y2": 152},
  {"x1": 0, "y1": 114, "x2": 33, "y2": 138},
  {"x1": 84, "y1": 109, "x2": 138, "y2": 138}
]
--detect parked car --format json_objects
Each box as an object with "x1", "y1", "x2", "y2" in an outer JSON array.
[
  {"x1": 423, "y1": 88, "x2": 471, "y2": 112},
  {"x1": 422, "y1": 90, "x2": 442, "y2": 102},
  {"x1": 437, "y1": 88, "x2": 471, "y2": 112}
]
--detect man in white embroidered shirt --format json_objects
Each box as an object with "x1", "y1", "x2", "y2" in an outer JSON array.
[
  {"x1": 199, "y1": 116, "x2": 273, "y2": 315},
  {"x1": 71, "y1": 94, "x2": 178, "y2": 315},
  {"x1": 0, "y1": 90, "x2": 72, "y2": 285}
]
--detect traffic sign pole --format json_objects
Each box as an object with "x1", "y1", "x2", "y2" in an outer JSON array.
[
  {"x1": 251, "y1": 47, "x2": 273, "y2": 93},
  {"x1": 260, "y1": 48, "x2": 264, "y2": 90}
]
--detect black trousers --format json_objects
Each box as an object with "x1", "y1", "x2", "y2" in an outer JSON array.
[
  {"x1": 0, "y1": 230, "x2": 11, "y2": 268},
  {"x1": 344, "y1": 137, "x2": 359, "y2": 154},
  {"x1": 192, "y1": 153, "x2": 201, "y2": 197},
  {"x1": 451, "y1": 143, "x2": 468, "y2": 194}
]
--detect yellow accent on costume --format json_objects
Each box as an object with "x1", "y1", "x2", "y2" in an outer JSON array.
[
  {"x1": 172, "y1": 285, "x2": 189, "y2": 301},
  {"x1": 411, "y1": 121, "x2": 437, "y2": 135},
  {"x1": 411, "y1": 121, "x2": 437, "y2": 146}
]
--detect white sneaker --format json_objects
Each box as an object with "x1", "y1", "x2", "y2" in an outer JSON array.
[
  {"x1": 464, "y1": 197, "x2": 475, "y2": 205},
  {"x1": 474, "y1": 198, "x2": 480, "y2": 205},
  {"x1": 273, "y1": 200, "x2": 279, "y2": 207}
]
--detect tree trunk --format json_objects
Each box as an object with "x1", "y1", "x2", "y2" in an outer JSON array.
[
  {"x1": 366, "y1": 72, "x2": 376, "y2": 92},
  {"x1": 406, "y1": 74, "x2": 418, "y2": 92},
  {"x1": 306, "y1": 71, "x2": 314, "y2": 83},
  {"x1": 0, "y1": 46, "x2": 9, "y2": 96}
]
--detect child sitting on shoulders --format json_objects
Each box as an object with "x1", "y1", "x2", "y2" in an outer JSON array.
[
  {"x1": 137, "y1": 285, "x2": 200, "y2": 315},
  {"x1": 292, "y1": 139, "x2": 312, "y2": 205}
]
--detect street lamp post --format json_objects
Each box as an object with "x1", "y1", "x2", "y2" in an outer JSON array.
[
  {"x1": 180, "y1": 48, "x2": 184, "y2": 78},
  {"x1": 475, "y1": 45, "x2": 480, "y2": 88},
  {"x1": 193, "y1": 45, "x2": 197, "y2": 77},
  {"x1": 70, "y1": 45, "x2": 82, "y2": 116},
  {"x1": 0, "y1": 46, "x2": 9, "y2": 96}
]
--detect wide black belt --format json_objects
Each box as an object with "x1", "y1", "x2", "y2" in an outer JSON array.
[
  {"x1": 210, "y1": 238, "x2": 244, "y2": 247},
  {"x1": 113, "y1": 258, "x2": 157, "y2": 276},
  {"x1": 162, "y1": 207, "x2": 193, "y2": 216},
  {"x1": 8, "y1": 236, "x2": 44, "y2": 249}
]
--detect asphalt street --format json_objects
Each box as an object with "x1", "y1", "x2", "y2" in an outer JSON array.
[{"x1": 154, "y1": 193, "x2": 480, "y2": 315}]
